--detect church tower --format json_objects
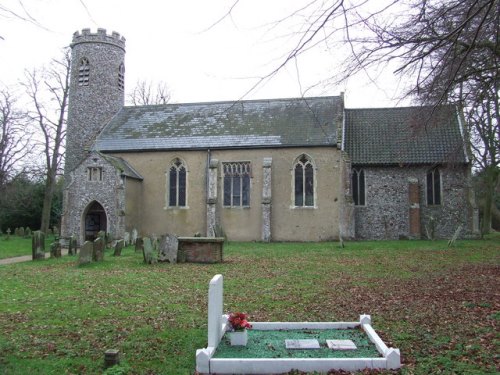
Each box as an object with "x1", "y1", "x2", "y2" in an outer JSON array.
[{"x1": 65, "y1": 28, "x2": 126, "y2": 178}]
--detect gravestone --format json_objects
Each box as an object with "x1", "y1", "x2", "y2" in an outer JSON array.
[
  {"x1": 131, "y1": 229, "x2": 138, "y2": 246},
  {"x1": 124, "y1": 232, "x2": 130, "y2": 246},
  {"x1": 159, "y1": 234, "x2": 178, "y2": 263},
  {"x1": 50, "y1": 241, "x2": 62, "y2": 258},
  {"x1": 98, "y1": 230, "x2": 106, "y2": 247},
  {"x1": 6, "y1": 228, "x2": 11, "y2": 240},
  {"x1": 135, "y1": 237, "x2": 144, "y2": 252},
  {"x1": 68, "y1": 236, "x2": 78, "y2": 255},
  {"x1": 78, "y1": 241, "x2": 93, "y2": 265},
  {"x1": 18, "y1": 227, "x2": 25, "y2": 237},
  {"x1": 32, "y1": 231, "x2": 45, "y2": 260},
  {"x1": 151, "y1": 234, "x2": 158, "y2": 252},
  {"x1": 93, "y1": 237, "x2": 105, "y2": 262},
  {"x1": 25, "y1": 227, "x2": 32, "y2": 237},
  {"x1": 142, "y1": 237, "x2": 157, "y2": 264},
  {"x1": 14, "y1": 228, "x2": 19, "y2": 236},
  {"x1": 113, "y1": 239, "x2": 124, "y2": 256}
]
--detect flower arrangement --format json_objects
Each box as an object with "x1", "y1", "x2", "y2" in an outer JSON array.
[{"x1": 228, "y1": 312, "x2": 252, "y2": 331}]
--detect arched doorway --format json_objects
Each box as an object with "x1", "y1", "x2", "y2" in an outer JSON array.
[{"x1": 83, "y1": 201, "x2": 107, "y2": 241}]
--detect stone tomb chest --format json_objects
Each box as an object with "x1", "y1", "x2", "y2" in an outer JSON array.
[{"x1": 177, "y1": 237, "x2": 224, "y2": 263}]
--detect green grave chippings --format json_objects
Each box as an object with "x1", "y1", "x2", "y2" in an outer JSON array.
[{"x1": 213, "y1": 328, "x2": 380, "y2": 359}]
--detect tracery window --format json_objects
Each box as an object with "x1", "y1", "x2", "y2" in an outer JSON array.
[
  {"x1": 426, "y1": 167, "x2": 441, "y2": 205},
  {"x1": 352, "y1": 168, "x2": 365, "y2": 206},
  {"x1": 294, "y1": 154, "x2": 315, "y2": 207},
  {"x1": 223, "y1": 162, "x2": 251, "y2": 207},
  {"x1": 78, "y1": 58, "x2": 90, "y2": 86},
  {"x1": 168, "y1": 158, "x2": 186, "y2": 207},
  {"x1": 118, "y1": 63, "x2": 125, "y2": 91}
]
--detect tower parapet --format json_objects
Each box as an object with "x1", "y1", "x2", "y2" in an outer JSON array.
[{"x1": 71, "y1": 28, "x2": 126, "y2": 51}]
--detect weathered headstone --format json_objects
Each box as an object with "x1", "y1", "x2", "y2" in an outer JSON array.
[
  {"x1": 131, "y1": 228, "x2": 138, "y2": 246},
  {"x1": 135, "y1": 237, "x2": 144, "y2": 252},
  {"x1": 50, "y1": 241, "x2": 62, "y2": 258},
  {"x1": 14, "y1": 227, "x2": 19, "y2": 236},
  {"x1": 142, "y1": 237, "x2": 157, "y2": 264},
  {"x1": 18, "y1": 227, "x2": 25, "y2": 237},
  {"x1": 97, "y1": 230, "x2": 106, "y2": 246},
  {"x1": 159, "y1": 234, "x2": 178, "y2": 263},
  {"x1": 78, "y1": 241, "x2": 93, "y2": 265},
  {"x1": 32, "y1": 231, "x2": 45, "y2": 260},
  {"x1": 6, "y1": 228, "x2": 11, "y2": 240},
  {"x1": 151, "y1": 234, "x2": 158, "y2": 252},
  {"x1": 68, "y1": 236, "x2": 78, "y2": 255},
  {"x1": 25, "y1": 227, "x2": 32, "y2": 237},
  {"x1": 113, "y1": 239, "x2": 124, "y2": 256},
  {"x1": 123, "y1": 232, "x2": 130, "y2": 246},
  {"x1": 93, "y1": 237, "x2": 105, "y2": 262}
]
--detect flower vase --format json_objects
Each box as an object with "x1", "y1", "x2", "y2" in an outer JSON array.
[{"x1": 230, "y1": 329, "x2": 248, "y2": 346}]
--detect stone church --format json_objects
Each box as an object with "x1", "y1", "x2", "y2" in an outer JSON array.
[{"x1": 61, "y1": 29, "x2": 478, "y2": 244}]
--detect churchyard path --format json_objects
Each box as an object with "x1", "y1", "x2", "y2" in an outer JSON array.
[{"x1": 0, "y1": 249, "x2": 69, "y2": 265}]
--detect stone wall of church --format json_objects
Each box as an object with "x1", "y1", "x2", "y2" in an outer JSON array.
[
  {"x1": 61, "y1": 153, "x2": 126, "y2": 244},
  {"x1": 354, "y1": 165, "x2": 474, "y2": 240}
]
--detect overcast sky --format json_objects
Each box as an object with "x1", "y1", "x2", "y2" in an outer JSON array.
[{"x1": 0, "y1": 0, "x2": 409, "y2": 107}]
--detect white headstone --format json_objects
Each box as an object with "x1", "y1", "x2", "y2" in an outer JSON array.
[
  {"x1": 285, "y1": 339, "x2": 320, "y2": 349},
  {"x1": 131, "y1": 228, "x2": 138, "y2": 245},
  {"x1": 208, "y1": 274, "x2": 224, "y2": 348},
  {"x1": 326, "y1": 339, "x2": 357, "y2": 350},
  {"x1": 124, "y1": 232, "x2": 130, "y2": 246}
]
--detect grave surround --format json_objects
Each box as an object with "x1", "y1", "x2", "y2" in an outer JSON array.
[{"x1": 196, "y1": 274, "x2": 401, "y2": 374}]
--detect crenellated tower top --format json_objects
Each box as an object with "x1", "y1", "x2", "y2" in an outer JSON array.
[{"x1": 71, "y1": 28, "x2": 126, "y2": 50}]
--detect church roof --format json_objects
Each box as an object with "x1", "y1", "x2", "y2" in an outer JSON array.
[
  {"x1": 99, "y1": 153, "x2": 143, "y2": 180},
  {"x1": 344, "y1": 106, "x2": 468, "y2": 165},
  {"x1": 94, "y1": 96, "x2": 342, "y2": 152}
]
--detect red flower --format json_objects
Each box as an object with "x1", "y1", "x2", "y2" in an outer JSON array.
[{"x1": 228, "y1": 312, "x2": 252, "y2": 331}]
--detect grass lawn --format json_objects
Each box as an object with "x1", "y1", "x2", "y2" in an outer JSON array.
[
  {"x1": 0, "y1": 235, "x2": 58, "y2": 259},
  {"x1": 0, "y1": 235, "x2": 498, "y2": 374}
]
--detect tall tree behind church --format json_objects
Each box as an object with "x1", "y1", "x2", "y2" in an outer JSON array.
[{"x1": 23, "y1": 49, "x2": 70, "y2": 234}]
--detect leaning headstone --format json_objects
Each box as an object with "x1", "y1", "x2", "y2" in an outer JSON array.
[
  {"x1": 131, "y1": 228, "x2": 138, "y2": 246},
  {"x1": 78, "y1": 241, "x2": 93, "y2": 265},
  {"x1": 50, "y1": 241, "x2": 62, "y2": 258},
  {"x1": 93, "y1": 237, "x2": 105, "y2": 262},
  {"x1": 123, "y1": 232, "x2": 130, "y2": 246},
  {"x1": 18, "y1": 227, "x2": 25, "y2": 237},
  {"x1": 448, "y1": 225, "x2": 462, "y2": 247},
  {"x1": 68, "y1": 236, "x2": 78, "y2": 255},
  {"x1": 159, "y1": 234, "x2": 178, "y2": 263},
  {"x1": 32, "y1": 231, "x2": 45, "y2": 260},
  {"x1": 142, "y1": 237, "x2": 157, "y2": 264},
  {"x1": 135, "y1": 237, "x2": 144, "y2": 252},
  {"x1": 113, "y1": 239, "x2": 124, "y2": 256}
]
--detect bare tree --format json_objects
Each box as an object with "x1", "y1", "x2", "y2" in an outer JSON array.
[
  {"x1": 23, "y1": 49, "x2": 70, "y2": 234},
  {"x1": 128, "y1": 80, "x2": 171, "y2": 106},
  {"x1": 0, "y1": 88, "x2": 33, "y2": 190}
]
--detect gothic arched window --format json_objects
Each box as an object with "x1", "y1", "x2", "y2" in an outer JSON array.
[
  {"x1": 168, "y1": 158, "x2": 187, "y2": 207},
  {"x1": 118, "y1": 63, "x2": 125, "y2": 91},
  {"x1": 294, "y1": 154, "x2": 315, "y2": 207},
  {"x1": 78, "y1": 58, "x2": 90, "y2": 86}
]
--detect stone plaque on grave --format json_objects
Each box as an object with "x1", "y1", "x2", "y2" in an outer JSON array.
[
  {"x1": 32, "y1": 231, "x2": 45, "y2": 260},
  {"x1": 142, "y1": 237, "x2": 157, "y2": 264},
  {"x1": 326, "y1": 339, "x2": 357, "y2": 350},
  {"x1": 50, "y1": 241, "x2": 62, "y2": 258},
  {"x1": 93, "y1": 237, "x2": 105, "y2": 262},
  {"x1": 113, "y1": 239, "x2": 124, "y2": 256},
  {"x1": 285, "y1": 339, "x2": 320, "y2": 349},
  {"x1": 78, "y1": 241, "x2": 93, "y2": 265},
  {"x1": 159, "y1": 234, "x2": 178, "y2": 263}
]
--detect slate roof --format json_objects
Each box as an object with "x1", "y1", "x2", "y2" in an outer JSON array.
[
  {"x1": 95, "y1": 96, "x2": 342, "y2": 152},
  {"x1": 344, "y1": 106, "x2": 468, "y2": 165}
]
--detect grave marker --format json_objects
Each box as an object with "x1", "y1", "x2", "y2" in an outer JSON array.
[
  {"x1": 159, "y1": 234, "x2": 178, "y2": 263},
  {"x1": 114, "y1": 239, "x2": 124, "y2": 256},
  {"x1": 124, "y1": 232, "x2": 130, "y2": 246},
  {"x1": 285, "y1": 339, "x2": 320, "y2": 349},
  {"x1": 32, "y1": 231, "x2": 45, "y2": 260},
  {"x1": 93, "y1": 237, "x2": 105, "y2": 261},
  {"x1": 50, "y1": 241, "x2": 62, "y2": 258},
  {"x1": 78, "y1": 241, "x2": 93, "y2": 265},
  {"x1": 142, "y1": 237, "x2": 157, "y2": 264},
  {"x1": 326, "y1": 339, "x2": 357, "y2": 350}
]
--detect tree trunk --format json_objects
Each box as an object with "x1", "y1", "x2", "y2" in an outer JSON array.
[
  {"x1": 481, "y1": 166, "x2": 499, "y2": 236},
  {"x1": 40, "y1": 169, "x2": 56, "y2": 234}
]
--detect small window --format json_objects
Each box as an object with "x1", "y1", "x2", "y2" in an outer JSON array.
[
  {"x1": 118, "y1": 63, "x2": 125, "y2": 91},
  {"x1": 352, "y1": 168, "x2": 365, "y2": 206},
  {"x1": 168, "y1": 158, "x2": 187, "y2": 207},
  {"x1": 426, "y1": 168, "x2": 441, "y2": 205},
  {"x1": 87, "y1": 167, "x2": 102, "y2": 181},
  {"x1": 294, "y1": 154, "x2": 315, "y2": 207},
  {"x1": 223, "y1": 162, "x2": 251, "y2": 207},
  {"x1": 78, "y1": 58, "x2": 90, "y2": 86}
]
